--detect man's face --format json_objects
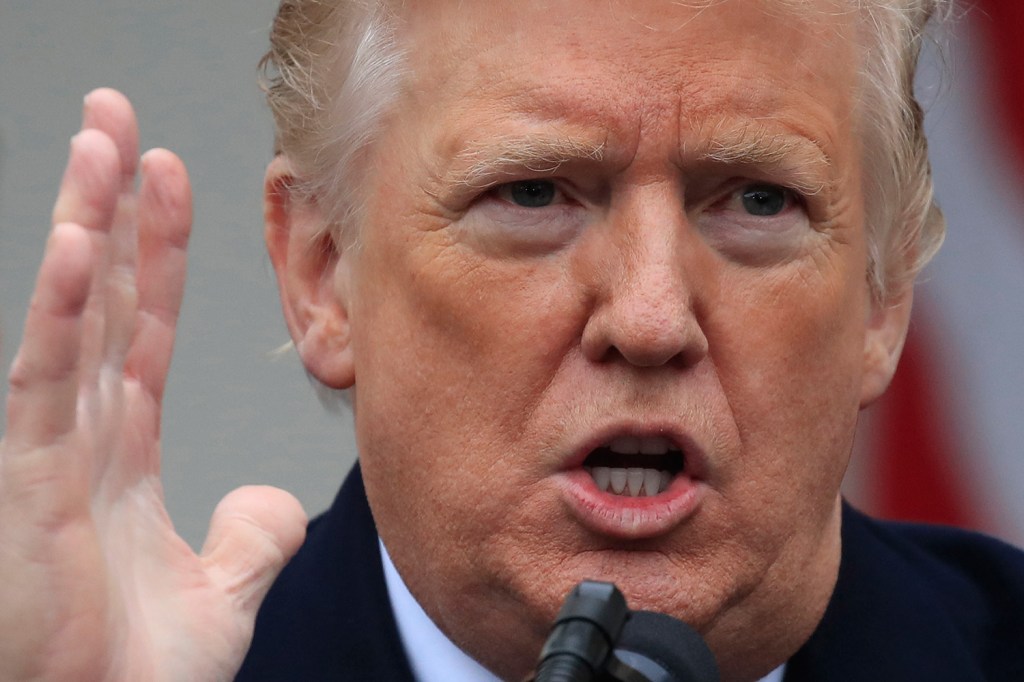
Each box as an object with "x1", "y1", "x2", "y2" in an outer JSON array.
[{"x1": 321, "y1": 1, "x2": 900, "y2": 678}]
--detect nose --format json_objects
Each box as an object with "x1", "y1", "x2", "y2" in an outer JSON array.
[{"x1": 580, "y1": 200, "x2": 709, "y2": 369}]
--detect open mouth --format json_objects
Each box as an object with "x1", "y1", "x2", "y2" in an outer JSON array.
[{"x1": 582, "y1": 435, "x2": 685, "y2": 498}]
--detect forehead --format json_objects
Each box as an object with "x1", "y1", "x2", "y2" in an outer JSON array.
[
  {"x1": 393, "y1": 0, "x2": 861, "y2": 169},
  {"x1": 398, "y1": 0, "x2": 860, "y2": 88}
]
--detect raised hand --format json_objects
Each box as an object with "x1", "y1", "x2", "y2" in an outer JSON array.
[{"x1": 0, "y1": 89, "x2": 307, "y2": 681}]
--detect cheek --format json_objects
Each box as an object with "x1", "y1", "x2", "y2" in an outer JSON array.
[
  {"x1": 356, "y1": 252, "x2": 572, "y2": 421},
  {"x1": 709, "y1": 258, "x2": 868, "y2": 502},
  {"x1": 349, "y1": 239, "x2": 587, "y2": 529}
]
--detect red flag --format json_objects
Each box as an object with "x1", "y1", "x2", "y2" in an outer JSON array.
[{"x1": 856, "y1": 1, "x2": 1024, "y2": 546}]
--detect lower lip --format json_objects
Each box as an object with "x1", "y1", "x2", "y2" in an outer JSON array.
[{"x1": 555, "y1": 468, "x2": 705, "y2": 540}]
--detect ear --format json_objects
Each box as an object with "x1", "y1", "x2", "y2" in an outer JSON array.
[
  {"x1": 859, "y1": 285, "x2": 913, "y2": 408},
  {"x1": 264, "y1": 156, "x2": 355, "y2": 389}
]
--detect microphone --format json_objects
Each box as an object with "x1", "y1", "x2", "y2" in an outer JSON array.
[
  {"x1": 606, "y1": 610, "x2": 720, "y2": 682},
  {"x1": 532, "y1": 582, "x2": 720, "y2": 682},
  {"x1": 534, "y1": 581, "x2": 629, "y2": 682}
]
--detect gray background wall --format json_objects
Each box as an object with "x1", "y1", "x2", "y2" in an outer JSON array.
[
  {"x1": 0, "y1": 1, "x2": 355, "y2": 549},
  {"x1": 2, "y1": 2, "x2": 1023, "y2": 550}
]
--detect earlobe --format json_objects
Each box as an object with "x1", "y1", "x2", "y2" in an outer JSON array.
[
  {"x1": 264, "y1": 156, "x2": 356, "y2": 389},
  {"x1": 860, "y1": 286, "x2": 913, "y2": 408}
]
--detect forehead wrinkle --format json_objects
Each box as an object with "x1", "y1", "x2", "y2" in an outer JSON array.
[
  {"x1": 682, "y1": 120, "x2": 833, "y2": 196},
  {"x1": 445, "y1": 135, "x2": 607, "y2": 189}
]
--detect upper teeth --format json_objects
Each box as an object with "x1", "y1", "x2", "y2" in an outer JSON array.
[
  {"x1": 586, "y1": 436, "x2": 680, "y2": 497},
  {"x1": 608, "y1": 435, "x2": 674, "y2": 455}
]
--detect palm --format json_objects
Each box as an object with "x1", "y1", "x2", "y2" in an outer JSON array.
[{"x1": 0, "y1": 89, "x2": 306, "y2": 681}]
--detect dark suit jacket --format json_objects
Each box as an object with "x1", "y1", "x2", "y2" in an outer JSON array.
[{"x1": 236, "y1": 465, "x2": 1024, "y2": 681}]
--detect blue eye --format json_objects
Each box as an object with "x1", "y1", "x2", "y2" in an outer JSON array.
[
  {"x1": 741, "y1": 185, "x2": 788, "y2": 216},
  {"x1": 503, "y1": 180, "x2": 557, "y2": 208}
]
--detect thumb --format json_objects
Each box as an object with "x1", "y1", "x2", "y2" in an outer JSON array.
[{"x1": 201, "y1": 485, "x2": 307, "y2": 620}]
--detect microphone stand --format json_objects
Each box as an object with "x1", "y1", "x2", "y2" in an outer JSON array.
[{"x1": 530, "y1": 581, "x2": 720, "y2": 682}]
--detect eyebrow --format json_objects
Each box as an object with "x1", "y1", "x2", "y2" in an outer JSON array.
[
  {"x1": 444, "y1": 135, "x2": 606, "y2": 189},
  {"x1": 440, "y1": 122, "x2": 833, "y2": 196},
  {"x1": 684, "y1": 121, "x2": 833, "y2": 196}
]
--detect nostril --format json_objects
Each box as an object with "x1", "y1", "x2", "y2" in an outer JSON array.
[{"x1": 581, "y1": 305, "x2": 708, "y2": 368}]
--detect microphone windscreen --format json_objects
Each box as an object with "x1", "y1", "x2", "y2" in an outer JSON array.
[{"x1": 615, "y1": 610, "x2": 719, "y2": 682}]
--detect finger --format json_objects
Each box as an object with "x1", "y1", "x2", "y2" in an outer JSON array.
[
  {"x1": 124, "y1": 148, "x2": 192, "y2": 402},
  {"x1": 98, "y1": 215, "x2": 139, "y2": 375},
  {"x1": 201, "y1": 486, "x2": 307, "y2": 620},
  {"x1": 51, "y1": 129, "x2": 125, "y2": 391},
  {"x1": 51, "y1": 129, "x2": 121, "y2": 234},
  {"x1": 80, "y1": 90, "x2": 143, "y2": 376},
  {"x1": 4, "y1": 223, "x2": 94, "y2": 451},
  {"x1": 8, "y1": 129, "x2": 120, "y2": 446},
  {"x1": 80, "y1": 88, "x2": 140, "y2": 191}
]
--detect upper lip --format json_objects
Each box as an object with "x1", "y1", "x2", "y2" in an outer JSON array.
[{"x1": 562, "y1": 421, "x2": 707, "y2": 480}]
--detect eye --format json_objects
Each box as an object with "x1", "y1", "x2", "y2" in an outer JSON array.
[
  {"x1": 696, "y1": 180, "x2": 812, "y2": 265},
  {"x1": 738, "y1": 184, "x2": 790, "y2": 216},
  {"x1": 459, "y1": 178, "x2": 587, "y2": 255},
  {"x1": 496, "y1": 180, "x2": 559, "y2": 208}
]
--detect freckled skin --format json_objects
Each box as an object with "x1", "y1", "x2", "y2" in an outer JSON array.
[{"x1": 275, "y1": 1, "x2": 913, "y2": 680}]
